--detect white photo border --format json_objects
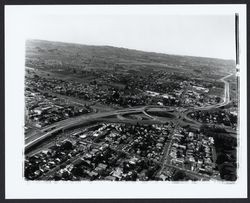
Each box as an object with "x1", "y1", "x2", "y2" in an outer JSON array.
[{"x1": 5, "y1": 4, "x2": 247, "y2": 199}]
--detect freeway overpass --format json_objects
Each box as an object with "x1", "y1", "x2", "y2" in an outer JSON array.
[
  {"x1": 25, "y1": 106, "x2": 149, "y2": 151},
  {"x1": 25, "y1": 73, "x2": 234, "y2": 153}
]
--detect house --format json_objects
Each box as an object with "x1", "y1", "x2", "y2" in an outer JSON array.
[
  {"x1": 105, "y1": 176, "x2": 116, "y2": 181},
  {"x1": 98, "y1": 163, "x2": 107, "y2": 170},
  {"x1": 111, "y1": 168, "x2": 123, "y2": 180}
]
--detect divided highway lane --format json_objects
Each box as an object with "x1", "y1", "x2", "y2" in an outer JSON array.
[
  {"x1": 25, "y1": 73, "x2": 234, "y2": 151},
  {"x1": 25, "y1": 73, "x2": 235, "y2": 181},
  {"x1": 197, "y1": 73, "x2": 233, "y2": 110},
  {"x1": 25, "y1": 106, "x2": 147, "y2": 149},
  {"x1": 219, "y1": 73, "x2": 232, "y2": 106},
  {"x1": 25, "y1": 105, "x2": 176, "y2": 147},
  {"x1": 181, "y1": 73, "x2": 234, "y2": 124}
]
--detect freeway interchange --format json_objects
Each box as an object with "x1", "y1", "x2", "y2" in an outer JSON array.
[{"x1": 25, "y1": 73, "x2": 234, "y2": 181}]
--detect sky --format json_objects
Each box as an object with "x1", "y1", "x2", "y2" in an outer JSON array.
[{"x1": 25, "y1": 14, "x2": 236, "y2": 60}]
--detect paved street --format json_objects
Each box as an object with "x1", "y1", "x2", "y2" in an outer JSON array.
[{"x1": 25, "y1": 73, "x2": 235, "y2": 181}]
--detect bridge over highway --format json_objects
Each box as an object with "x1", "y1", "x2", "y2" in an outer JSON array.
[{"x1": 25, "y1": 73, "x2": 234, "y2": 153}]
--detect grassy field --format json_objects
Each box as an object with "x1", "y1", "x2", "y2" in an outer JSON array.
[
  {"x1": 26, "y1": 39, "x2": 236, "y2": 79},
  {"x1": 145, "y1": 110, "x2": 176, "y2": 119}
]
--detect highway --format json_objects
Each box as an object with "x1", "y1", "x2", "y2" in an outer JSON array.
[
  {"x1": 25, "y1": 106, "x2": 148, "y2": 149},
  {"x1": 197, "y1": 73, "x2": 232, "y2": 110},
  {"x1": 156, "y1": 73, "x2": 234, "y2": 180},
  {"x1": 25, "y1": 105, "x2": 177, "y2": 150},
  {"x1": 25, "y1": 73, "x2": 233, "y2": 151},
  {"x1": 219, "y1": 73, "x2": 232, "y2": 106},
  {"x1": 25, "y1": 72, "x2": 236, "y2": 181},
  {"x1": 180, "y1": 73, "x2": 234, "y2": 126}
]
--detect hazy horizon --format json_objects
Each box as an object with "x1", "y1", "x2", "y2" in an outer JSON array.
[
  {"x1": 24, "y1": 14, "x2": 236, "y2": 60},
  {"x1": 27, "y1": 38, "x2": 236, "y2": 62}
]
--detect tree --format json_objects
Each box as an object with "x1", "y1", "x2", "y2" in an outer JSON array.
[
  {"x1": 220, "y1": 163, "x2": 237, "y2": 181},
  {"x1": 216, "y1": 154, "x2": 228, "y2": 165},
  {"x1": 173, "y1": 170, "x2": 186, "y2": 181}
]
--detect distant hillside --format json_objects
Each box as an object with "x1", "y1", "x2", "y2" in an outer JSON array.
[{"x1": 25, "y1": 39, "x2": 236, "y2": 76}]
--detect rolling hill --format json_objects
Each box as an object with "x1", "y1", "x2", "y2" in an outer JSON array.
[{"x1": 25, "y1": 39, "x2": 236, "y2": 77}]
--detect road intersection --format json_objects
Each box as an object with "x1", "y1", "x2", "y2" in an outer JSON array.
[{"x1": 25, "y1": 73, "x2": 235, "y2": 180}]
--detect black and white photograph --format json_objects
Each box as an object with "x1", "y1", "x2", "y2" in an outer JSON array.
[{"x1": 4, "y1": 4, "x2": 247, "y2": 199}]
